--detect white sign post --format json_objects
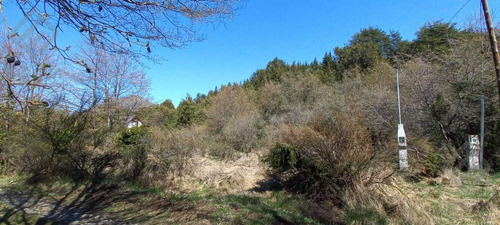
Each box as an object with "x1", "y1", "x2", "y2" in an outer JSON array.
[
  {"x1": 396, "y1": 69, "x2": 409, "y2": 170},
  {"x1": 398, "y1": 124, "x2": 409, "y2": 170},
  {"x1": 468, "y1": 135, "x2": 481, "y2": 170}
]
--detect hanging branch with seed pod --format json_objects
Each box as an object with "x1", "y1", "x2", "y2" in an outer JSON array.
[
  {"x1": 1, "y1": 0, "x2": 240, "y2": 62},
  {"x1": 1, "y1": 49, "x2": 24, "y2": 109},
  {"x1": 1, "y1": 34, "x2": 58, "y2": 117}
]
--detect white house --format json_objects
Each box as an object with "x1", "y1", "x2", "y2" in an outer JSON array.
[{"x1": 126, "y1": 115, "x2": 143, "y2": 129}]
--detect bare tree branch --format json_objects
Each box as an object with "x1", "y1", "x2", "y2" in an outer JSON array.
[{"x1": 2, "y1": 0, "x2": 240, "y2": 60}]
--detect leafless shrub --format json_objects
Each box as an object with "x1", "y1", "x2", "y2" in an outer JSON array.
[
  {"x1": 222, "y1": 113, "x2": 264, "y2": 152},
  {"x1": 203, "y1": 135, "x2": 235, "y2": 159},
  {"x1": 140, "y1": 126, "x2": 198, "y2": 187},
  {"x1": 282, "y1": 105, "x2": 314, "y2": 126},
  {"x1": 281, "y1": 74, "x2": 321, "y2": 107},
  {"x1": 207, "y1": 85, "x2": 264, "y2": 153},
  {"x1": 257, "y1": 82, "x2": 286, "y2": 120},
  {"x1": 207, "y1": 85, "x2": 257, "y2": 133}
]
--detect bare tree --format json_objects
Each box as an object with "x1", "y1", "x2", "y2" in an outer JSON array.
[
  {"x1": 67, "y1": 45, "x2": 150, "y2": 128},
  {"x1": 1, "y1": 0, "x2": 240, "y2": 59},
  {"x1": 0, "y1": 33, "x2": 60, "y2": 121}
]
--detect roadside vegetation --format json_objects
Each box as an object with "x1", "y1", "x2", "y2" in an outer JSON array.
[{"x1": 1, "y1": 20, "x2": 500, "y2": 224}]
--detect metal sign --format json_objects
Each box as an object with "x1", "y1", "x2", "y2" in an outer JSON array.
[
  {"x1": 468, "y1": 135, "x2": 480, "y2": 170},
  {"x1": 398, "y1": 124, "x2": 408, "y2": 170}
]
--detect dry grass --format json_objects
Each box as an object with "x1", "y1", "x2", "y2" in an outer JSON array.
[
  {"x1": 346, "y1": 169, "x2": 500, "y2": 224},
  {"x1": 177, "y1": 151, "x2": 268, "y2": 194}
]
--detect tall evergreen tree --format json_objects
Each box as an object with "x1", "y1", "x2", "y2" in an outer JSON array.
[{"x1": 411, "y1": 21, "x2": 462, "y2": 55}]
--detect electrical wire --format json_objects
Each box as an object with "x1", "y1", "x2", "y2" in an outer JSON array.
[{"x1": 448, "y1": 0, "x2": 473, "y2": 24}]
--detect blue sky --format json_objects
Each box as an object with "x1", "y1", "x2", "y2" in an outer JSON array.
[
  {"x1": 3, "y1": 0, "x2": 500, "y2": 106},
  {"x1": 149, "y1": 0, "x2": 500, "y2": 106}
]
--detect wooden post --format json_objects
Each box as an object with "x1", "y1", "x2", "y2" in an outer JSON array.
[{"x1": 481, "y1": 0, "x2": 500, "y2": 109}]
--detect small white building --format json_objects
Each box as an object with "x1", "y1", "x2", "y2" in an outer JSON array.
[{"x1": 126, "y1": 115, "x2": 143, "y2": 129}]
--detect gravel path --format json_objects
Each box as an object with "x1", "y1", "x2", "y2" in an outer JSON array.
[{"x1": 0, "y1": 186, "x2": 114, "y2": 224}]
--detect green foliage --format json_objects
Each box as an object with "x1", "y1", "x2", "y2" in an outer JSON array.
[
  {"x1": 177, "y1": 96, "x2": 205, "y2": 126},
  {"x1": 412, "y1": 21, "x2": 462, "y2": 55},
  {"x1": 335, "y1": 42, "x2": 381, "y2": 72},
  {"x1": 350, "y1": 27, "x2": 403, "y2": 59},
  {"x1": 140, "y1": 100, "x2": 178, "y2": 129},
  {"x1": 431, "y1": 93, "x2": 450, "y2": 121},
  {"x1": 117, "y1": 126, "x2": 149, "y2": 180},
  {"x1": 421, "y1": 150, "x2": 443, "y2": 177},
  {"x1": 320, "y1": 52, "x2": 341, "y2": 83},
  {"x1": 335, "y1": 27, "x2": 405, "y2": 72},
  {"x1": 160, "y1": 99, "x2": 175, "y2": 109},
  {"x1": 118, "y1": 126, "x2": 147, "y2": 146},
  {"x1": 265, "y1": 58, "x2": 287, "y2": 82},
  {"x1": 247, "y1": 58, "x2": 291, "y2": 89},
  {"x1": 265, "y1": 143, "x2": 299, "y2": 172},
  {"x1": 162, "y1": 107, "x2": 178, "y2": 128}
]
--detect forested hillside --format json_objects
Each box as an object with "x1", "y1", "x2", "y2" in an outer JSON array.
[{"x1": 1, "y1": 21, "x2": 500, "y2": 224}]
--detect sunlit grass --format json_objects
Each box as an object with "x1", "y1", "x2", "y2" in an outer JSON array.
[{"x1": 0, "y1": 171, "x2": 498, "y2": 224}]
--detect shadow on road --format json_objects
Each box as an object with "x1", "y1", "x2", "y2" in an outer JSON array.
[{"x1": 0, "y1": 180, "x2": 186, "y2": 224}]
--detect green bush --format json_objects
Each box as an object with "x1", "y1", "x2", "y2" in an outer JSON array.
[
  {"x1": 117, "y1": 126, "x2": 149, "y2": 180},
  {"x1": 421, "y1": 150, "x2": 443, "y2": 177},
  {"x1": 0, "y1": 107, "x2": 103, "y2": 182},
  {"x1": 265, "y1": 143, "x2": 299, "y2": 172},
  {"x1": 117, "y1": 126, "x2": 147, "y2": 146}
]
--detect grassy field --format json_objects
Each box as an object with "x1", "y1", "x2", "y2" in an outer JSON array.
[
  {"x1": 0, "y1": 175, "x2": 322, "y2": 224},
  {"x1": 0, "y1": 170, "x2": 498, "y2": 224},
  {"x1": 407, "y1": 170, "x2": 500, "y2": 224}
]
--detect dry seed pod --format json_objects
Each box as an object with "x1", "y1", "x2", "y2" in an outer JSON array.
[{"x1": 6, "y1": 56, "x2": 15, "y2": 63}]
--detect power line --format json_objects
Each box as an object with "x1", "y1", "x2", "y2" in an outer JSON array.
[{"x1": 448, "y1": 0, "x2": 472, "y2": 24}]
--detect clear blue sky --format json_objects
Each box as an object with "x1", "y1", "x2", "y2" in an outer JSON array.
[
  {"x1": 3, "y1": 0, "x2": 500, "y2": 106},
  {"x1": 149, "y1": 0, "x2": 500, "y2": 106}
]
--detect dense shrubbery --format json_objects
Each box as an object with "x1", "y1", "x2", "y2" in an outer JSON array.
[
  {"x1": 0, "y1": 106, "x2": 118, "y2": 181},
  {"x1": 117, "y1": 126, "x2": 149, "y2": 180},
  {"x1": 266, "y1": 109, "x2": 381, "y2": 203}
]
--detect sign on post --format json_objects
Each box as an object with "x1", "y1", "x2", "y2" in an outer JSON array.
[
  {"x1": 468, "y1": 135, "x2": 481, "y2": 170},
  {"x1": 398, "y1": 124, "x2": 409, "y2": 170}
]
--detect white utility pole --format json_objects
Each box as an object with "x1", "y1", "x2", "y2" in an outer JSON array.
[{"x1": 396, "y1": 68, "x2": 409, "y2": 170}]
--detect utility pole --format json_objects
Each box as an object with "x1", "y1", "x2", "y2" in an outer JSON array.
[
  {"x1": 481, "y1": 0, "x2": 500, "y2": 109},
  {"x1": 396, "y1": 68, "x2": 409, "y2": 170}
]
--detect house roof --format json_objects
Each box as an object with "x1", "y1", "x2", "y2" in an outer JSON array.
[{"x1": 125, "y1": 115, "x2": 141, "y2": 124}]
